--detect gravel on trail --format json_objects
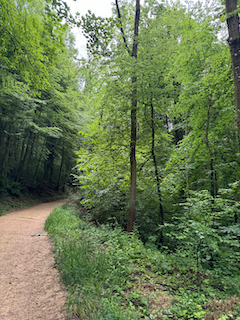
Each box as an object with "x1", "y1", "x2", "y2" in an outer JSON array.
[{"x1": 0, "y1": 200, "x2": 69, "y2": 320}]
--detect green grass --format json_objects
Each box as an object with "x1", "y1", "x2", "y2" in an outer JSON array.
[
  {"x1": 45, "y1": 204, "x2": 240, "y2": 320},
  {"x1": 45, "y1": 204, "x2": 142, "y2": 319}
]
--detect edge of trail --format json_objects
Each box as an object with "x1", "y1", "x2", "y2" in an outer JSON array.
[{"x1": 0, "y1": 199, "x2": 73, "y2": 320}]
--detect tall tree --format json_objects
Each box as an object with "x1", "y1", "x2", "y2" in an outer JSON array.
[
  {"x1": 0, "y1": 0, "x2": 82, "y2": 193},
  {"x1": 115, "y1": 0, "x2": 140, "y2": 232},
  {"x1": 224, "y1": 0, "x2": 240, "y2": 139}
]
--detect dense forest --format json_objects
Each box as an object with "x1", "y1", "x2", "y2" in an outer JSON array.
[
  {"x1": 2, "y1": 0, "x2": 240, "y2": 318},
  {"x1": 0, "y1": 0, "x2": 82, "y2": 195}
]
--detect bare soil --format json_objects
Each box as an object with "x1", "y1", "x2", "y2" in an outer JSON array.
[{"x1": 0, "y1": 200, "x2": 69, "y2": 320}]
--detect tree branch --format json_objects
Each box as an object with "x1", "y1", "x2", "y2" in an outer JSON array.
[{"x1": 115, "y1": 0, "x2": 131, "y2": 55}]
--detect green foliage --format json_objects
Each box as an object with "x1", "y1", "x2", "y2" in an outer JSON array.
[
  {"x1": 0, "y1": 175, "x2": 22, "y2": 197},
  {"x1": 45, "y1": 204, "x2": 145, "y2": 319},
  {"x1": 0, "y1": 0, "x2": 82, "y2": 191},
  {"x1": 161, "y1": 189, "x2": 240, "y2": 280},
  {"x1": 45, "y1": 0, "x2": 240, "y2": 319},
  {"x1": 76, "y1": 126, "x2": 129, "y2": 225},
  {"x1": 2, "y1": 0, "x2": 240, "y2": 317},
  {"x1": 75, "y1": 1, "x2": 175, "y2": 237},
  {"x1": 164, "y1": 293, "x2": 207, "y2": 320},
  {"x1": 81, "y1": 12, "x2": 115, "y2": 56},
  {"x1": 46, "y1": 203, "x2": 240, "y2": 320}
]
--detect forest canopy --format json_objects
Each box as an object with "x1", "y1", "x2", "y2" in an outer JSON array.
[
  {"x1": 1, "y1": 0, "x2": 240, "y2": 242},
  {"x1": 3, "y1": 0, "x2": 240, "y2": 318},
  {"x1": 0, "y1": 0, "x2": 82, "y2": 195},
  {"x1": 76, "y1": 0, "x2": 239, "y2": 236}
]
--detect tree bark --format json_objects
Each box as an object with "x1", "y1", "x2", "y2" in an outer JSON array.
[
  {"x1": 115, "y1": 0, "x2": 131, "y2": 55},
  {"x1": 33, "y1": 139, "x2": 46, "y2": 183},
  {"x1": 43, "y1": 144, "x2": 55, "y2": 184},
  {"x1": 225, "y1": 0, "x2": 240, "y2": 139},
  {"x1": 16, "y1": 130, "x2": 32, "y2": 182},
  {"x1": 0, "y1": 129, "x2": 4, "y2": 163},
  {"x1": 205, "y1": 104, "x2": 215, "y2": 198},
  {"x1": 128, "y1": 84, "x2": 137, "y2": 232},
  {"x1": 127, "y1": 0, "x2": 140, "y2": 232},
  {"x1": 185, "y1": 118, "x2": 190, "y2": 198},
  {"x1": 23, "y1": 133, "x2": 36, "y2": 180},
  {"x1": 115, "y1": 0, "x2": 140, "y2": 232},
  {"x1": 2, "y1": 133, "x2": 12, "y2": 177},
  {"x1": 58, "y1": 147, "x2": 65, "y2": 191},
  {"x1": 151, "y1": 102, "x2": 164, "y2": 229}
]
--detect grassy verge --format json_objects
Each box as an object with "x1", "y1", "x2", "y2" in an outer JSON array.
[{"x1": 45, "y1": 204, "x2": 240, "y2": 320}]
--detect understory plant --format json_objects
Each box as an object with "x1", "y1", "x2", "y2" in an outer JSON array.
[
  {"x1": 161, "y1": 189, "x2": 240, "y2": 294},
  {"x1": 45, "y1": 204, "x2": 144, "y2": 319},
  {"x1": 45, "y1": 201, "x2": 240, "y2": 320}
]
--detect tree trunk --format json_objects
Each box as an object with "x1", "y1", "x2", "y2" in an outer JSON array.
[
  {"x1": 18, "y1": 135, "x2": 27, "y2": 170},
  {"x1": 49, "y1": 152, "x2": 54, "y2": 184},
  {"x1": 23, "y1": 133, "x2": 36, "y2": 180},
  {"x1": 115, "y1": 0, "x2": 140, "y2": 232},
  {"x1": 57, "y1": 147, "x2": 65, "y2": 191},
  {"x1": 225, "y1": 0, "x2": 240, "y2": 139},
  {"x1": 16, "y1": 130, "x2": 32, "y2": 182},
  {"x1": 127, "y1": 0, "x2": 140, "y2": 232},
  {"x1": 33, "y1": 139, "x2": 46, "y2": 183},
  {"x1": 128, "y1": 89, "x2": 137, "y2": 232},
  {"x1": 185, "y1": 118, "x2": 190, "y2": 198},
  {"x1": 151, "y1": 102, "x2": 163, "y2": 226},
  {"x1": 205, "y1": 104, "x2": 215, "y2": 198},
  {"x1": 2, "y1": 133, "x2": 12, "y2": 177},
  {"x1": 0, "y1": 129, "x2": 4, "y2": 162}
]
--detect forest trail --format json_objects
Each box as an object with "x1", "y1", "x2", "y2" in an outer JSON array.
[{"x1": 0, "y1": 200, "x2": 68, "y2": 320}]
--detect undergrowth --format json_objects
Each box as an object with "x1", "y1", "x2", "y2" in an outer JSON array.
[
  {"x1": 45, "y1": 204, "x2": 240, "y2": 320},
  {"x1": 0, "y1": 177, "x2": 69, "y2": 216},
  {"x1": 0, "y1": 195, "x2": 43, "y2": 216}
]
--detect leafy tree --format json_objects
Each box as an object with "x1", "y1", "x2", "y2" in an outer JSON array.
[
  {"x1": 115, "y1": 0, "x2": 141, "y2": 231},
  {"x1": 163, "y1": 5, "x2": 238, "y2": 201},
  {"x1": 224, "y1": 0, "x2": 240, "y2": 139},
  {"x1": 0, "y1": 0, "x2": 82, "y2": 194}
]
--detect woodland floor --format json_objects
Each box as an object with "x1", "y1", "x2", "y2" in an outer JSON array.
[{"x1": 0, "y1": 200, "x2": 70, "y2": 320}]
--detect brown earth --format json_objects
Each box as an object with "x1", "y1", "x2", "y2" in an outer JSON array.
[{"x1": 0, "y1": 200, "x2": 70, "y2": 320}]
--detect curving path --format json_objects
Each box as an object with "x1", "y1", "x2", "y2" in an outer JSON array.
[{"x1": 0, "y1": 200, "x2": 68, "y2": 320}]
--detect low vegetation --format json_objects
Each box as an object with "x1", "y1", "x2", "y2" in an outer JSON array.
[
  {"x1": 45, "y1": 202, "x2": 240, "y2": 320},
  {"x1": 2, "y1": 0, "x2": 240, "y2": 318},
  {"x1": 0, "y1": 176, "x2": 67, "y2": 216}
]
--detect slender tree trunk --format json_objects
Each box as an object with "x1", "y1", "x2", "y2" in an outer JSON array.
[
  {"x1": 58, "y1": 147, "x2": 65, "y2": 191},
  {"x1": 17, "y1": 130, "x2": 29, "y2": 181},
  {"x1": 0, "y1": 130, "x2": 4, "y2": 161},
  {"x1": 185, "y1": 118, "x2": 190, "y2": 198},
  {"x1": 33, "y1": 139, "x2": 46, "y2": 183},
  {"x1": 19, "y1": 136, "x2": 27, "y2": 169},
  {"x1": 127, "y1": 0, "x2": 140, "y2": 232},
  {"x1": 205, "y1": 104, "x2": 215, "y2": 198},
  {"x1": 49, "y1": 152, "x2": 54, "y2": 184},
  {"x1": 151, "y1": 102, "x2": 163, "y2": 227},
  {"x1": 13, "y1": 136, "x2": 19, "y2": 163},
  {"x1": 225, "y1": 0, "x2": 240, "y2": 139},
  {"x1": 17, "y1": 131, "x2": 32, "y2": 182},
  {"x1": 23, "y1": 133, "x2": 36, "y2": 180},
  {"x1": 2, "y1": 133, "x2": 12, "y2": 177},
  {"x1": 115, "y1": 0, "x2": 140, "y2": 232},
  {"x1": 128, "y1": 84, "x2": 137, "y2": 232}
]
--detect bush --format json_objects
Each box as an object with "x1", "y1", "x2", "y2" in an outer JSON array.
[
  {"x1": 45, "y1": 202, "x2": 240, "y2": 320},
  {"x1": 0, "y1": 175, "x2": 22, "y2": 197}
]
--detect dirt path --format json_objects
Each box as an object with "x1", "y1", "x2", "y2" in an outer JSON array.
[{"x1": 0, "y1": 200, "x2": 69, "y2": 320}]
